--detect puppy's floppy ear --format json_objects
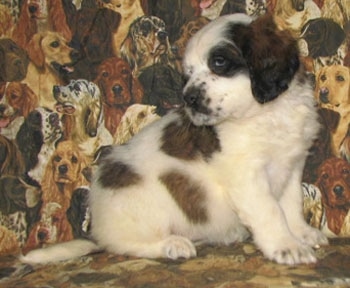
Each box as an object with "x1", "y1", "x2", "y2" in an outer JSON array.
[
  {"x1": 233, "y1": 15, "x2": 300, "y2": 103},
  {"x1": 120, "y1": 34, "x2": 138, "y2": 72},
  {"x1": 27, "y1": 34, "x2": 45, "y2": 68}
]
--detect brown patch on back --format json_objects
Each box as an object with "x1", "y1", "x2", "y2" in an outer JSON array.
[
  {"x1": 98, "y1": 159, "x2": 142, "y2": 189},
  {"x1": 161, "y1": 111, "x2": 221, "y2": 161},
  {"x1": 159, "y1": 171, "x2": 208, "y2": 224}
]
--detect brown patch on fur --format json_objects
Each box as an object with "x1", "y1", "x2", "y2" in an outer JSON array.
[
  {"x1": 98, "y1": 160, "x2": 142, "y2": 189},
  {"x1": 160, "y1": 171, "x2": 208, "y2": 224},
  {"x1": 161, "y1": 111, "x2": 221, "y2": 161}
]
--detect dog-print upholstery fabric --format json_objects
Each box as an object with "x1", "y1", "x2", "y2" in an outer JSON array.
[{"x1": 0, "y1": 0, "x2": 350, "y2": 285}]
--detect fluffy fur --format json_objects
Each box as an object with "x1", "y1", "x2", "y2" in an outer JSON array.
[{"x1": 21, "y1": 14, "x2": 328, "y2": 265}]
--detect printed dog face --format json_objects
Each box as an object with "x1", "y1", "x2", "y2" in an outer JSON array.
[
  {"x1": 315, "y1": 65, "x2": 350, "y2": 107},
  {"x1": 53, "y1": 79, "x2": 102, "y2": 137}
]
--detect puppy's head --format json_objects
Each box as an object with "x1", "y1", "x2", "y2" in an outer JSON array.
[
  {"x1": 316, "y1": 157, "x2": 350, "y2": 208},
  {"x1": 182, "y1": 14, "x2": 300, "y2": 125},
  {"x1": 51, "y1": 141, "x2": 86, "y2": 184},
  {"x1": 53, "y1": 80, "x2": 103, "y2": 137}
]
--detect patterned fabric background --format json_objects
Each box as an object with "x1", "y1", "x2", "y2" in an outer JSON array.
[{"x1": 0, "y1": 0, "x2": 349, "y2": 256}]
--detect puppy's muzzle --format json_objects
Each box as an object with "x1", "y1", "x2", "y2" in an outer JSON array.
[{"x1": 183, "y1": 86, "x2": 211, "y2": 115}]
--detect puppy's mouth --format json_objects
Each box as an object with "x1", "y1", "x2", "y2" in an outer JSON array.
[
  {"x1": 0, "y1": 117, "x2": 11, "y2": 128},
  {"x1": 55, "y1": 102, "x2": 76, "y2": 114},
  {"x1": 51, "y1": 62, "x2": 75, "y2": 74}
]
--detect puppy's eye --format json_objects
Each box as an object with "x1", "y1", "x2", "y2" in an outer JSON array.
[
  {"x1": 342, "y1": 168, "x2": 349, "y2": 174},
  {"x1": 320, "y1": 74, "x2": 326, "y2": 81},
  {"x1": 102, "y1": 71, "x2": 109, "y2": 77},
  {"x1": 336, "y1": 75, "x2": 345, "y2": 82},
  {"x1": 54, "y1": 156, "x2": 62, "y2": 162},
  {"x1": 10, "y1": 93, "x2": 18, "y2": 100},
  {"x1": 71, "y1": 155, "x2": 78, "y2": 163},
  {"x1": 50, "y1": 41, "x2": 60, "y2": 48},
  {"x1": 213, "y1": 56, "x2": 227, "y2": 68},
  {"x1": 322, "y1": 173, "x2": 329, "y2": 179}
]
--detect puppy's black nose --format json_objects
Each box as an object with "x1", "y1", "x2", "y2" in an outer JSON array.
[
  {"x1": 112, "y1": 85, "x2": 123, "y2": 95},
  {"x1": 319, "y1": 88, "x2": 329, "y2": 104},
  {"x1": 37, "y1": 230, "x2": 47, "y2": 241},
  {"x1": 333, "y1": 185, "x2": 344, "y2": 197},
  {"x1": 183, "y1": 87, "x2": 201, "y2": 106},
  {"x1": 59, "y1": 164, "x2": 68, "y2": 175},
  {"x1": 157, "y1": 31, "x2": 168, "y2": 42},
  {"x1": 28, "y1": 5, "x2": 37, "y2": 14}
]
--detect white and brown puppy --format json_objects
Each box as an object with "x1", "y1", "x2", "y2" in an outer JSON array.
[{"x1": 21, "y1": 14, "x2": 328, "y2": 265}]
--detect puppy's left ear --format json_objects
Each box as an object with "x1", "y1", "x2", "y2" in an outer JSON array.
[{"x1": 236, "y1": 15, "x2": 300, "y2": 103}]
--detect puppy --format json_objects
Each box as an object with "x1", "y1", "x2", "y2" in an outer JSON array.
[
  {"x1": 21, "y1": 14, "x2": 328, "y2": 265},
  {"x1": 16, "y1": 107, "x2": 63, "y2": 185},
  {"x1": 314, "y1": 65, "x2": 350, "y2": 156},
  {"x1": 0, "y1": 38, "x2": 29, "y2": 82},
  {"x1": 23, "y1": 202, "x2": 73, "y2": 254},
  {"x1": 0, "y1": 82, "x2": 38, "y2": 139},
  {"x1": 315, "y1": 157, "x2": 350, "y2": 236},
  {"x1": 314, "y1": 65, "x2": 350, "y2": 108},
  {"x1": 114, "y1": 104, "x2": 160, "y2": 144},
  {"x1": 40, "y1": 140, "x2": 90, "y2": 211},
  {"x1": 53, "y1": 79, "x2": 113, "y2": 158},
  {"x1": 94, "y1": 57, "x2": 144, "y2": 135},
  {"x1": 120, "y1": 15, "x2": 177, "y2": 75},
  {"x1": 23, "y1": 31, "x2": 79, "y2": 109},
  {"x1": 138, "y1": 63, "x2": 184, "y2": 115},
  {"x1": 272, "y1": 0, "x2": 320, "y2": 37},
  {"x1": 96, "y1": 0, "x2": 145, "y2": 55}
]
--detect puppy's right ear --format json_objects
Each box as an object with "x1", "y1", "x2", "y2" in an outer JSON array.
[
  {"x1": 231, "y1": 15, "x2": 300, "y2": 104},
  {"x1": 120, "y1": 34, "x2": 138, "y2": 72},
  {"x1": 27, "y1": 34, "x2": 45, "y2": 68}
]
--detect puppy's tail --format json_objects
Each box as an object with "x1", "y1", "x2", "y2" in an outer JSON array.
[{"x1": 20, "y1": 239, "x2": 100, "y2": 264}]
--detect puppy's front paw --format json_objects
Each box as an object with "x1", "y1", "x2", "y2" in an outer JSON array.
[
  {"x1": 266, "y1": 240, "x2": 317, "y2": 265},
  {"x1": 162, "y1": 235, "x2": 196, "y2": 260}
]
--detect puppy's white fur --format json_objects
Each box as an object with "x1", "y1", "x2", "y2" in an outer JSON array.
[{"x1": 21, "y1": 14, "x2": 328, "y2": 265}]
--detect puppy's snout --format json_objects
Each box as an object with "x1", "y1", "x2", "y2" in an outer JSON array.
[
  {"x1": 112, "y1": 85, "x2": 123, "y2": 95},
  {"x1": 319, "y1": 87, "x2": 329, "y2": 104},
  {"x1": 58, "y1": 164, "x2": 68, "y2": 175},
  {"x1": 70, "y1": 50, "x2": 80, "y2": 62},
  {"x1": 28, "y1": 4, "x2": 37, "y2": 14},
  {"x1": 184, "y1": 87, "x2": 201, "y2": 106},
  {"x1": 157, "y1": 31, "x2": 168, "y2": 42},
  {"x1": 37, "y1": 230, "x2": 47, "y2": 241},
  {"x1": 333, "y1": 185, "x2": 344, "y2": 197}
]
